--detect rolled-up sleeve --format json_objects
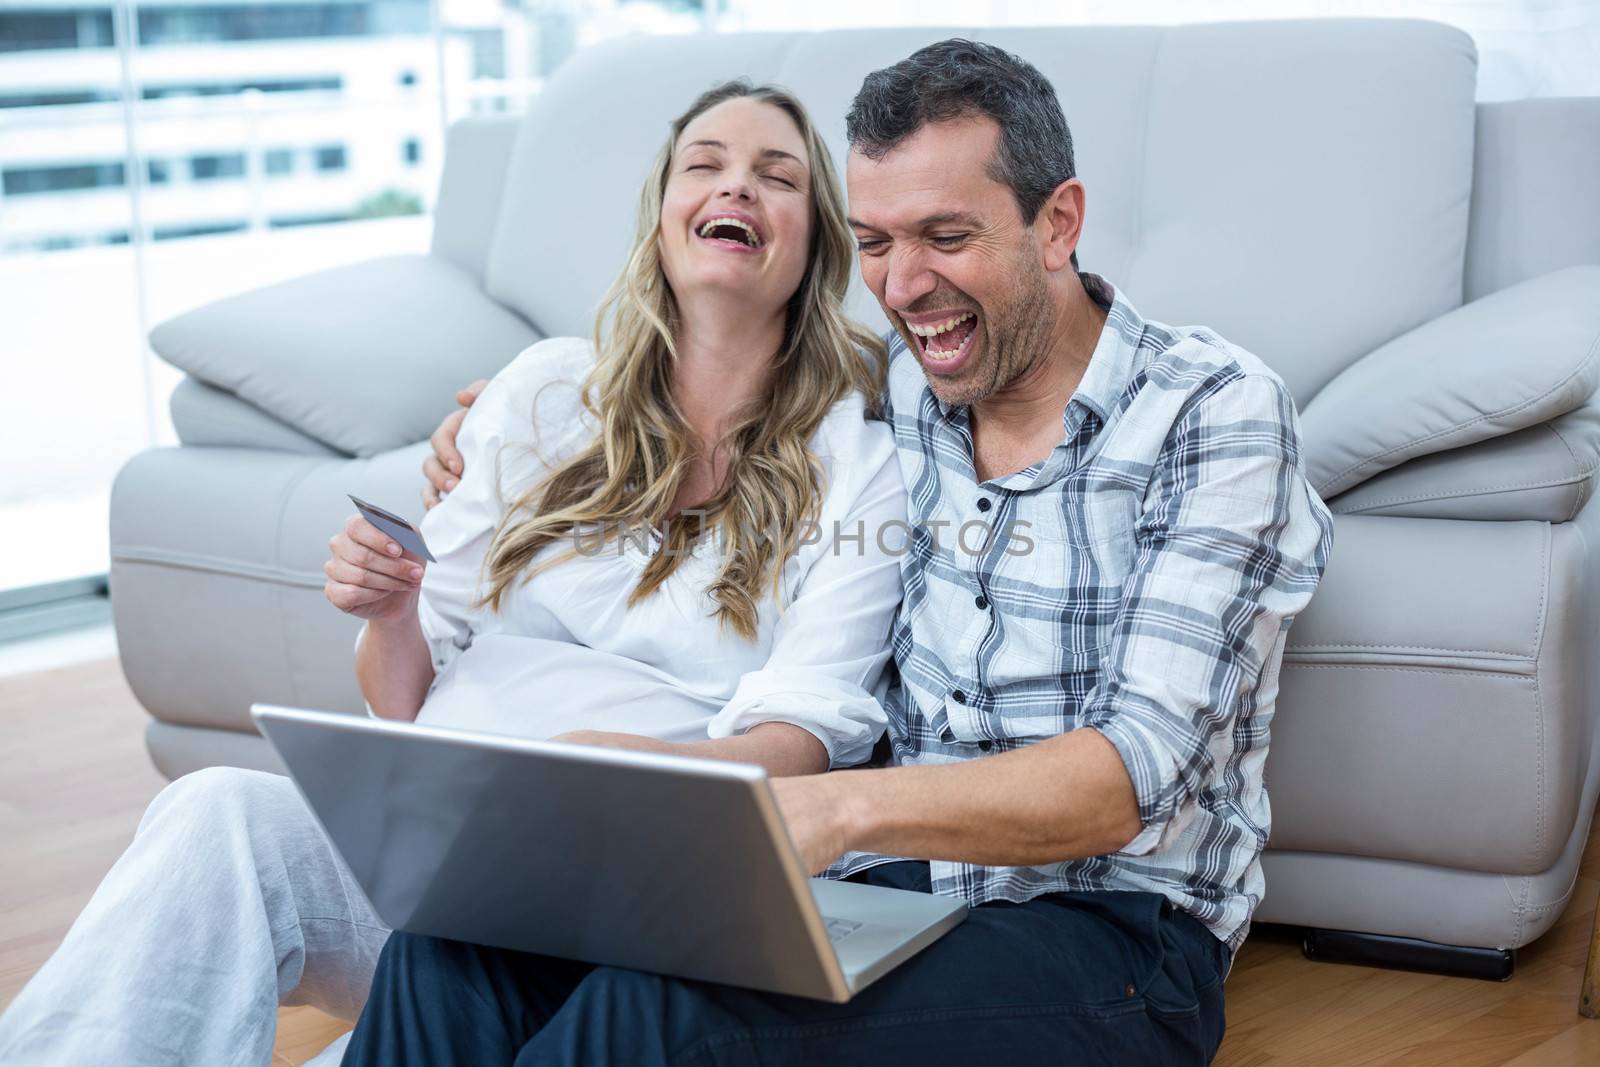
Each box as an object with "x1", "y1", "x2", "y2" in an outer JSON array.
[
  {"x1": 706, "y1": 415, "x2": 907, "y2": 768},
  {"x1": 1081, "y1": 372, "x2": 1334, "y2": 856}
]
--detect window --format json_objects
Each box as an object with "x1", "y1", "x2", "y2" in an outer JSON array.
[
  {"x1": 264, "y1": 148, "x2": 296, "y2": 176},
  {"x1": 402, "y1": 138, "x2": 420, "y2": 165},
  {"x1": 0, "y1": 90, "x2": 117, "y2": 109},
  {"x1": 142, "y1": 76, "x2": 341, "y2": 100},
  {"x1": 398, "y1": 69, "x2": 417, "y2": 87},
  {"x1": 189, "y1": 153, "x2": 246, "y2": 181},
  {"x1": 270, "y1": 212, "x2": 353, "y2": 229},
  {"x1": 314, "y1": 145, "x2": 348, "y2": 172},
  {"x1": 135, "y1": 4, "x2": 393, "y2": 47},
  {"x1": 0, "y1": 9, "x2": 115, "y2": 53},
  {"x1": 2, "y1": 163, "x2": 125, "y2": 196},
  {"x1": 152, "y1": 220, "x2": 249, "y2": 241},
  {"x1": 147, "y1": 160, "x2": 172, "y2": 185}
]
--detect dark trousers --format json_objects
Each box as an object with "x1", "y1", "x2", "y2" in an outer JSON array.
[{"x1": 341, "y1": 862, "x2": 1230, "y2": 1066}]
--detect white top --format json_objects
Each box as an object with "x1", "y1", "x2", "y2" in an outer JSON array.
[{"x1": 367, "y1": 337, "x2": 906, "y2": 768}]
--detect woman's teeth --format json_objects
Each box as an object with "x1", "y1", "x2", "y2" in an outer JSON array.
[{"x1": 696, "y1": 217, "x2": 761, "y2": 248}]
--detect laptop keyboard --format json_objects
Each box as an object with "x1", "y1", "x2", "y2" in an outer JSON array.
[{"x1": 824, "y1": 917, "x2": 863, "y2": 942}]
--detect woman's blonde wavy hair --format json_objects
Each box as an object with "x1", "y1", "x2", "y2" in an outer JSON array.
[{"x1": 476, "y1": 80, "x2": 887, "y2": 640}]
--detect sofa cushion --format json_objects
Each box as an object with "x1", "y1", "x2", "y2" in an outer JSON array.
[
  {"x1": 169, "y1": 375, "x2": 343, "y2": 456},
  {"x1": 150, "y1": 254, "x2": 541, "y2": 457},
  {"x1": 1301, "y1": 265, "x2": 1600, "y2": 499},
  {"x1": 1327, "y1": 393, "x2": 1600, "y2": 522}
]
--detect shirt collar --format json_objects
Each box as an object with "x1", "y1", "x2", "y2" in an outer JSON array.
[{"x1": 1062, "y1": 271, "x2": 1141, "y2": 427}]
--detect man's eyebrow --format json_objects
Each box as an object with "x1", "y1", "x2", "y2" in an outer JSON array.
[
  {"x1": 684, "y1": 140, "x2": 804, "y2": 167},
  {"x1": 847, "y1": 211, "x2": 983, "y2": 232},
  {"x1": 915, "y1": 211, "x2": 984, "y2": 229}
]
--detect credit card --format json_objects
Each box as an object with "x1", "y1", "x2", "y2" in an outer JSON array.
[{"x1": 348, "y1": 494, "x2": 437, "y2": 563}]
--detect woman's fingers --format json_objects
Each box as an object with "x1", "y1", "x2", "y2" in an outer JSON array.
[
  {"x1": 323, "y1": 579, "x2": 389, "y2": 613},
  {"x1": 335, "y1": 517, "x2": 426, "y2": 581},
  {"x1": 456, "y1": 378, "x2": 488, "y2": 408},
  {"x1": 324, "y1": 557, "x2": 416, "y2": 593}
]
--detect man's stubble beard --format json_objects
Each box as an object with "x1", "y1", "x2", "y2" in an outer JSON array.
[{"x1": 928, "y1": 249, "x2": 1056, "y2": 409}]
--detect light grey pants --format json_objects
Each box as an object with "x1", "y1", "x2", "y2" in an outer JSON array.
[{"x1": 0, "y1": 767, "x2": 387, "y2": 1066}]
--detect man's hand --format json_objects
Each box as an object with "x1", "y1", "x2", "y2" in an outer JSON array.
[
  {"x1": 771, "y1": 774, "x2": 854, "y2": 875},
  {"x1": 422, "y1": 379, "x2": 488, "y2": 510}
]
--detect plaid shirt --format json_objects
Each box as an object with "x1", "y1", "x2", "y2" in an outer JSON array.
[{"x1": 826, "y1": 274, "x2": 1335, "y2": 959}]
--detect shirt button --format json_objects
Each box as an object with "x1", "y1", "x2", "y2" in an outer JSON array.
[
  {"x1": 1125, "y1": 984, "x2": 1137, "y2": 998},
  {"x1": 976, "y1": 497, "x2": 992, "y2": 512},
  {"x1": 952, "y1": 690, "x2": 967, "y2": 705},
  {"x1": 975, "y1": 595, "x2": 988, "y2": 610},
  {"x1": 978, "y1": 740, "x2": 993, "y2": 752}
]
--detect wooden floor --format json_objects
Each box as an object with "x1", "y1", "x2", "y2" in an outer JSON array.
[{"x1": 2, "y1": 657, "x2": 1598, "y2": 1065}]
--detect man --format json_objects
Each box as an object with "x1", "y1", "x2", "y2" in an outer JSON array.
[{"x1": 358, "y1": 39, "x2": 1334, "y2": 1064}]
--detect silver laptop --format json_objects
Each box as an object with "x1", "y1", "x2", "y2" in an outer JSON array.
[{"x1": 251, "y1": 705, "x2": 967, "y2": 1003}]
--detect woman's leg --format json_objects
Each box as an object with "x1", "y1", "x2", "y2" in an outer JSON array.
[{"x1": 0, "y1": 767, "x2": 391, "y2": 1067}]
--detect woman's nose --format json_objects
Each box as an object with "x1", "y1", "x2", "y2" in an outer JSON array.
[{"x1": 715, "y1": 170, "x2": 756, "y2": 202}]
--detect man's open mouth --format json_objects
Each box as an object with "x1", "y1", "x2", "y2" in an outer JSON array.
[
  {"x1": 907, "y1": 312, "x2": 978, "y2": 363},
  {"x1": 695, "y1": 216, "x2": 763, "y2": 250}
]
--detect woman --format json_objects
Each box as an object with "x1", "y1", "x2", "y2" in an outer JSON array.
[{"x1": 0, "y1": 80, "x2": 905, "y2": 1067}]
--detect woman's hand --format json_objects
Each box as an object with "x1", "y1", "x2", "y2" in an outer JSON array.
[
  {"x1": 423, "y1": 379, "x2": 488, "y2": 510},
  {"x1": 324, "y1": 514, "x2": 427, "y2": 623},
  {"x1": 549, "y1": 730, "x2": 677, "y2": 755}
]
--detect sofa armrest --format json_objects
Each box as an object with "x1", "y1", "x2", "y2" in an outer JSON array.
[
  {"x1": 149, "y1": 254, "x2": 542, "y2": 457},
  {"x1": 1301, "y1": 265, "x2": 1600, "y2": 499}
]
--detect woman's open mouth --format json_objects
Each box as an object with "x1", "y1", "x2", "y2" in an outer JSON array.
[
  {"x1": 695, "y1": 216, "x2": 764, "y2": 254},
  {"x1": 907, "y1": 311, "x2": 979, "y2": 374}
]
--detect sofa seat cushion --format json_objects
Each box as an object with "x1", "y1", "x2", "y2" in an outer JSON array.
[{"x1": 150, "y1": 254, "x2": 541, "y2": 457}]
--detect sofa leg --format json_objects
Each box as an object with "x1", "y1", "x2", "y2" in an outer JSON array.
[{"x1": 1301, "y1": 928, "x2": 1515, "y2": 981}]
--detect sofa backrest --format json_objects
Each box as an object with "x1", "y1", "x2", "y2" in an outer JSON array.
[
  {"x1": 1466, "y1": 97, "x2": 1600, "y2": 303},
  {"x1": 482, "y1": 19, "x2": 1478, "y2": 407}
]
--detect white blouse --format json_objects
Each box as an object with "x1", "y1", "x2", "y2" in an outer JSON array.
[{"x1": 380, "y1": 337, "x2": 906, "y2": 768}]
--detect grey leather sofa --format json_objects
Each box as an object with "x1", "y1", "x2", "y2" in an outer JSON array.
[{"x1": 110, "y1": 20, "x2": 1600, "y2": 971}]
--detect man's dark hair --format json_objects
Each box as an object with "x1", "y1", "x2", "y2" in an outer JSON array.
[{"x1": 846, "y1": 38, "x2": 1079, "y2": 270}]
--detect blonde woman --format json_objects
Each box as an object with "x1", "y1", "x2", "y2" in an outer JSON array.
[{"x1": 0, "y1": 81, "x2": 906, "y2": 1067}]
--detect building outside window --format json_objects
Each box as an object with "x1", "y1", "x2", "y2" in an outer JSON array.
[
  {"x1": 314, "y1": 144, "x2": 347, "y2": 172},
  {"x1": 263, "y1": 147, "x2": 296, "y2": 176},
  {"x1": 189, "y1": 152, "x2": 246, "y2": 181}
]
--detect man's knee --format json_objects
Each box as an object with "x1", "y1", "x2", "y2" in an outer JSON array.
[
  {"x1": 559, "y1": 967, "x2": 679, "y2": 1033},
  {"x1": 374, "y1": 933, "x2": 498, "y2": 995}
]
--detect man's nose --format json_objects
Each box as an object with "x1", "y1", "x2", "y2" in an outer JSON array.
[{"x1": 883, "y1": 247, "x2": 937, "y2": 311}]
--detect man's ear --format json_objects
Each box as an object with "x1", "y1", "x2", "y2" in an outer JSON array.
[{"x1": 1036, "y1": 178, "x2": 1085, "y2": 274}]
